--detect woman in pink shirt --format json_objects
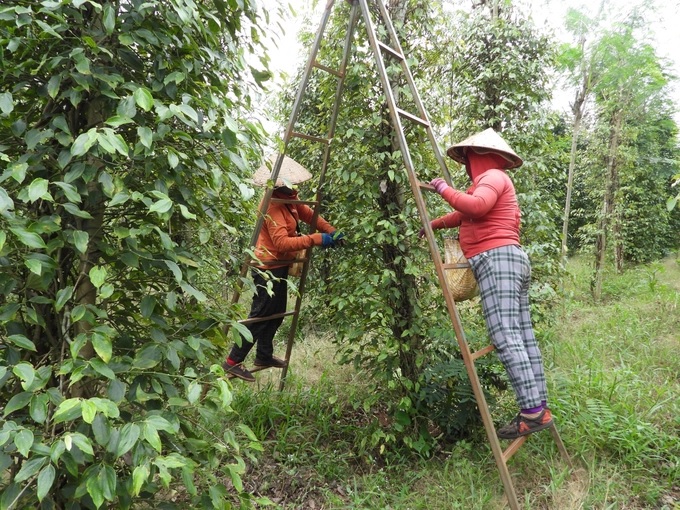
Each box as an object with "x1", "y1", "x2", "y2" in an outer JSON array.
[{"x1": 427, "y1": 128, "x2": 553, "y2": 440}]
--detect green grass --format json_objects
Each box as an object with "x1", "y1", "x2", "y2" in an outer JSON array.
[{"x1": 221, "y1": 255, "x2": 680, "y2": 509}]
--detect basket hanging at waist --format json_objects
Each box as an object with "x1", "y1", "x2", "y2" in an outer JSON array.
[
  {"x1": 443, "y1": 237, "x2": 478, "y2": 301},
  {"x1": 288, "y1": 249, "x2": 306, "y2": 278}
]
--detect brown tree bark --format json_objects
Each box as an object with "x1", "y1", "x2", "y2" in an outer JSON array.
[
  {"x1": 382, "y1": 0, "x2": 422, "y2": 381},
  {"x1": 68, "y1": 96, "x2": 107, "y2": 399},
  {"x1": 593, "y1": 109, "x2": 622, "y2": 300},
  {"x1": 562, "y1": 36, "x2": 591, "y2": 266}
]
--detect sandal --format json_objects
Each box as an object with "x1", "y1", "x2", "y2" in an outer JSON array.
[{"x1": 497, "y1": 409, "x2": 553, "y2": 440}]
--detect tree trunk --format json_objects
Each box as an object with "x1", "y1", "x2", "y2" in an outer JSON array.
[
  {"x1": 472, "y1": 0, "x2": 500, "y2": 19},
  {"x1": 382, "y1": 0, "x2": 422, "y2": 381},
  {"x1": 561, "y1": 107, "x2": 582, "y2": 265},
  {"x1": 69, "y1": 96, "x2": 107, "y2": 399},
  {"x1": 614, "y1": 216, "x2": 624, "y2": 272},
  {"x1": 613, "y1": 174, "x2": 624, "y2": 272},
  {"x1": 592, "y1": 110, "x2": 622, "y2": 300},
  {"x1": 561, "y1": 39, "x2": 590, "y2": 266}
]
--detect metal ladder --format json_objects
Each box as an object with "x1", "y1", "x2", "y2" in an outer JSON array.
[{"x1": 231, "y1": 0, "x2": 573, "y2": 506}]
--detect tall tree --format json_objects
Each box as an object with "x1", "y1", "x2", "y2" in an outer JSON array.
[
  {"x1": 557, "y1": 7, "x2": 602, "y2": 266},
  {"x1": 0, "y1": 0, "x2": 270, "y2": 507},
  {"x1": 590, "y1": 22, "x2": 669, "y2": 298},
  {"x1": 618, "y1": 106, "x2": 680, "y2": 263}
]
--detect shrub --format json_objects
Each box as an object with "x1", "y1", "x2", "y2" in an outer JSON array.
[{"x1": 0, "y1": 0, "x2": 271, "y2": 507}]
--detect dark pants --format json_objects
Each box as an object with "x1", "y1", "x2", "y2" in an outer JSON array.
[{"x1": 228, "y1": 266, "x2": 289, "y2": 363}]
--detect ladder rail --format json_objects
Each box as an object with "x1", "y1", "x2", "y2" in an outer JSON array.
[
  {"x1": 372, "y1": 0, "x2": 453, "y2": 185},
  {"x1": 318, "y1": 0, "x2": 360, "y2": 193},
  {"x1": 279, "y1": 0, "x2": 360, "y2": 390}
]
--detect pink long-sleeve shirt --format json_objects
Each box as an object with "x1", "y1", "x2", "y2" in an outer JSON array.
[{"x1": 431, "y1": 158, "x2": 520, "y2": 259}]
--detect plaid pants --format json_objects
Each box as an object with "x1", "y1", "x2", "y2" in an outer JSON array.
[{"x1": 468, "y1": 244, "x2": 547, "y2": 409}]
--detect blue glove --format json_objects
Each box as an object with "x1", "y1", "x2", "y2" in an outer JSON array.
[
  {"x1": 321, "y1": 233, "x2": 334, "y2": 248},
  {"x1": 330, "y1": 231, "x2": 346, "y2": 247}
]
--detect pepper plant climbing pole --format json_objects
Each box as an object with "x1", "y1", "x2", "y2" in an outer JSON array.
[{"x1": 230, "y1": 1, "x2": 573, "y2": 507}]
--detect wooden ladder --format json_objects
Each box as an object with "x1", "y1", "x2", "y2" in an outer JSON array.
[{"x1": 231, "y1": 1, "x2": 573, "y2": 506}]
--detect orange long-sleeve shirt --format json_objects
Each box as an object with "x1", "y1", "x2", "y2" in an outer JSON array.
[{"x1": 254, "y1": 191, "x2": 334, "y2": 269}]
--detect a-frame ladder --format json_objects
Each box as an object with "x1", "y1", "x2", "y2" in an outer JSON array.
[
  {"x1": 227, "y1": 0, "x2": 360, "y2": 387},
  {"x1": 231, "y1": 0, "x2": 573, "y2": 507}
]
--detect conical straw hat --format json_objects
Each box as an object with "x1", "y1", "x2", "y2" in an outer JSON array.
[
  {"x1": 252, "y1": 154, "x2": 312, "y2": 187},
  {"x1": 446, "y1": 128, "x2": 523, "y2": 169}
]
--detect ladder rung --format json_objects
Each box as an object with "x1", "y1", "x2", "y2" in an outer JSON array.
[
  {"x1": 442, "y1": 262, "x2": 471, "y2": 270},
  {"x1": 313, "y1": 60, "x2": 344, "y2": 78},
  {"x1": 292, "y1": 131, "x2": 331, "y2": 145},
  {"x1": 419, "y1": 182, "x2": 435, "y2": 191},
  {"x1": 238, "y1": 311, "x2": 296, "y2": 325},
  {"x1": 271, "y1": 198, "x2": 319, "y2": 206},
  {"x1": 502, "y1": 436, "x2": 527, "y2": 462},
  {"x1": 250, "y1": 363, "x2": 286, "y2": 374},
  {"x1": 252, "y1": 257, "x2": 308, "y2": 267},
  {"x1": 396, "y1": 108, "x2": 429, "y2": 127},
  {"x1": 226, "y1": 361, "x2": 289, "y2": 378},
  {"x1": 470, "y1": 344, "x2": 495, "y2": 361},
  {"x1": 377, "y1": 41, "x2": 404, "y2": 61}
]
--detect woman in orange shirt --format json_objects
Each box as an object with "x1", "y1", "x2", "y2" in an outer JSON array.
[{"x1": 224, "y1": 157, "x2": 343, "y2": 382}]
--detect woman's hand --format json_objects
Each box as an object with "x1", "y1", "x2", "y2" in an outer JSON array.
[
  {"x1": 329, "y1": 231, "x2": 346, "y2": 247},
  {"x1": 430, "y1": 178, "x2": 449, "y2": 194},
  {"x1": 320, "y1": 233, "x2": 334, "y2": 248}
]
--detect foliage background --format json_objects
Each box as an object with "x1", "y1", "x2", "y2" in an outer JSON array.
[
  {"x1": 0, "y1": 0, "x2": 276, "y2": 507},
  {"x1": 0, "y1": 0, "x2": 678, "y2": 508}
]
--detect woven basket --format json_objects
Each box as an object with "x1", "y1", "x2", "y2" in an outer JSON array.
[
  {"x1": 287, "y1": 250, "x2": 306, "y2": 278},
  {"x1": 443, "y1": 237, "x2": 478, "y2": 301}
]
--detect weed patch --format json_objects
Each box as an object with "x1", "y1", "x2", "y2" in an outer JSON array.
[{"x1": 219, "y1": 257, "x2": 679, "y2": 508}]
